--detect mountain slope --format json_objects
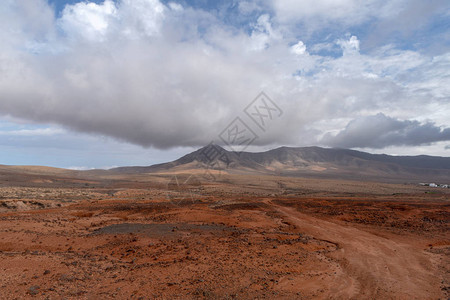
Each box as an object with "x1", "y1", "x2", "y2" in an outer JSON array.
[{"x1": 110, "y1": 145, "x2": 450, "y2": 182}]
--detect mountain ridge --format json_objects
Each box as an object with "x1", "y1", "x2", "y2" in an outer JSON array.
[{"x1": 110, "y1": 145, "x2": 450, "y2": 182}]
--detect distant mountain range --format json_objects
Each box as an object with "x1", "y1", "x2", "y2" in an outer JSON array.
[{"x1": 111, "y1": 145, "x2": 450, "y2": 182}]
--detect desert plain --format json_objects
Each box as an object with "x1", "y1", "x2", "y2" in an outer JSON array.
[{"x1": 0, "y1": 166, "x2": 449, "y2": 299}]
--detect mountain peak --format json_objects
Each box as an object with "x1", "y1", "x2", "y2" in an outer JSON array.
[
  {"x1": 197, "y1": 143, "x2": 228, "y2": 154},
  {"x1": 173, "y1": 143, "x2": 231, "y2": 166}
]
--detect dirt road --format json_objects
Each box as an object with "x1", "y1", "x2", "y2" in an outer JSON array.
[{"x1": 274, "y1": 204, "x2": 445, "y2": 299}]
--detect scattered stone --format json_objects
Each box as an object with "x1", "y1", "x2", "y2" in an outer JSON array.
[{"x1": 28, "y1": 285, "x2": 40, "y2": 296}]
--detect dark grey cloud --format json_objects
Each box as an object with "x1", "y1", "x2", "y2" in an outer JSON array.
[{"x1": 321, "y1": 113, "x2": 450, "y2": 148}]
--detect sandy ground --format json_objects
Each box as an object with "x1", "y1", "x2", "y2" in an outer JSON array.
[{"x1": 0, "y1": 173, "x2": 448, "y2": 299}]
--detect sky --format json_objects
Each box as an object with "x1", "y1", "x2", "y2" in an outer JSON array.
[{"x1": 0, "y1": 0, "x2": 449, "y2": 169}]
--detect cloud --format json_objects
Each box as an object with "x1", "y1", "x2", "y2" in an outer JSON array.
[
  {"x1": 0, "y1": 118, "x2": 193, "y2": 167},
  {"x1": 321, "y1": 113, "x2": 450, "y2": 148},
  {"x1": 58, "y1": 0, "x2": 166, "y2": 40},
  {"x1": 0, "y1": 0, "x2": 448, "y2": 152},
  {"x1": 363, "y1": 0, "x2": 450, "y2": 51},
  {"x1": 291, "y1": 41, "x2": 306, "y2": 55},
  {"x1": 337, "y1": 36, "x2": 360, "y2": 55},
  {"x1": 238, "y1": 1, "x2": 264, "y2": 15},
  {"x1": 267, "y1": 0, "x2": 450, "y2": 56},
  {"x1": 267, "y1": 0, "x2": 398, "y2": 26},
  {"x1": 267, "y1": 0, "x2": 448, "y2": 33},
  {"x1": 58, "y1": 0, "x2": 118, "y2": 41},
  {"x1": 0, "y1": 127, "x2": 64, "y2": 136}
]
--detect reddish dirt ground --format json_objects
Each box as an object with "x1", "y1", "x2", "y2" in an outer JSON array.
[{"x1": 0, "y1": 174, "x2": 449, "y2": 299}]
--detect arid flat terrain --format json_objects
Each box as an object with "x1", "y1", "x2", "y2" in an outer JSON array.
[{"x1": 0, "y1": 169, "x2": 449, "y2": 299}]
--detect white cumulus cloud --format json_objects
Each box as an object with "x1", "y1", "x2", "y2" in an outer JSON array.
[{"x1": 291, "y1": 41, "x2": 306, "y2": 55}]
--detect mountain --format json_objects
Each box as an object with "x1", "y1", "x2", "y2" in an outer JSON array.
[
  {"x1": 110, "y1": 145, "x2": 450, "y2": 182},
  {"x1": 0, "y1": 164, "x2": 90, "y2": 187}
]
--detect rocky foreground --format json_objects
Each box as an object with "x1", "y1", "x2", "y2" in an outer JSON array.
[{"x1": 0, "y1": 174, "x2": 449, "y2": 299}]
